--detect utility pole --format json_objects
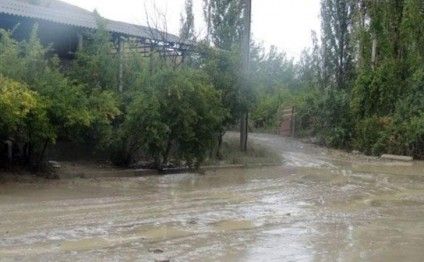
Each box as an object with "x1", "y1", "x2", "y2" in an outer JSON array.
[{"x1": 240, "y1": 0, "x2": 251, "y2": 152}]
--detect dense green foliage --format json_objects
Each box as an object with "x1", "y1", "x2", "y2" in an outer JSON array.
[
  {"x1": 296, "y1": 89, "x2": 353, "y2": 148},
  {"x1": 293, "y1": 0, "x2": 424, "y2": 158},
  {"x1": 70, "y1": 16, "x2": 119, "y2": 92},
  {"x1": 4, "y1": 0, "x2": 423, "y2": 171},
  {"x1": 203, "y1": 0, "x2": 245, "y2": 50},
  {"x1": 113, "y1": 68, "x2": 225, "y2": 168},
  {"x1": 253, "y1": 0, "x2": 424, "y2": 159},
  {"x1": 201, "y1": 0, "x2": 255, "y2": 125},
  {"x1": 249, "y1": 44, "x2": 297, "y2": 130},
  {"x1": 0, "y1": 17, "x2": 231, "y2": 169},
  {"x1": 0, "y1": 75, "x2": 53, "y2": 166},
  {"x1": 196, "y1": 44, "x2": 241, "y2": 126},
  {"x1": 0, "y1": 27, "x2": 119, "y2": 168}
]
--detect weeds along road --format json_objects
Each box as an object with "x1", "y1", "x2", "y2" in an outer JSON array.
[{"x1": 1, "y1": 133, "x2": 424, "y2": 261}]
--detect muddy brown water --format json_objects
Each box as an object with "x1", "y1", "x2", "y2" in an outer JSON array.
[{"x1": 1, "y1": 133, "x2": 424, "y2": 261}]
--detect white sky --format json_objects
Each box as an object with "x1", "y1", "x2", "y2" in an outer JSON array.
[{"x1": 61, "y1": 0, "x2": 321, "y2": 59}]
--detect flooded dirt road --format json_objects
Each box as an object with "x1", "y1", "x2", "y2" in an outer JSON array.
[{"x1": 1, "y1": 134, "x2": 424, "y2": 261}]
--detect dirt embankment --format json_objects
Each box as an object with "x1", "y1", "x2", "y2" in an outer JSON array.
[{"x1": 1, "y1": 133, "x2": 282, "y2": 181}]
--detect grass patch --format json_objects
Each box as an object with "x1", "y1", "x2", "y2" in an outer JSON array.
[{"x1": 205, "y1": 136, "x2": 282, "y2": 166}]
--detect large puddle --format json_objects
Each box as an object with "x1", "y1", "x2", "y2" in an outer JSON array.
[{"x1": 1, "y1": 134, "x2": 424, "y2": 261}]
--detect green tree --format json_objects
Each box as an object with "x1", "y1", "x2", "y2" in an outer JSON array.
[
  {"x1": 250, "y1": 43, "x2": 297, "y2": 93},
  {"x1": 68, "y1": 18, "x2": 122, "y2": 147},
  {"x1": 0, "y1": 27, "x2": 120, "y2": 166},
  {"x1": 180, "y1": 0, "x2": 196, "y2": 42},
  {"x1": 320, "y1": 0, "x2": 356, "y2": 89},
  {"x1": 294, "y1": 0, "x2": 424, "y2": 158},
  {"x1": 0, "y1": 75, "x2": 54, "y2": 167},
  {"x1": 113, "y1": 67, "x2": 225, "y2": 168},
  {"x1": 203, "y1": 0, "x2": 245, "y2": 50},
  {"x1": 70, "y1": 15, "x2": 119, "y2": 91},
  {"x1": 297, "y1": 31, "x2": 323, "y2": 90},
  {"x1": 294, "y1": 0, "x2": 357, "y2": 149},
  {"x1": 249, "y1": 43, "x2": 298, "y2": 130}
]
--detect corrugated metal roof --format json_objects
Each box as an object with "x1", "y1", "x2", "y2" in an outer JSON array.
[{"x1": 0, "y1": 0, "x2": 182, "y2": 44}]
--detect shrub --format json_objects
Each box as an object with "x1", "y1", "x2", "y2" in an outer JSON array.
[
  {"x1": 296, "y1": 88, "x2": 353, "y2": 148},
  {"x1": 69, "y1": 16, "x2": 119, "y2": 91},
  {"x1": 0, "y1": 27, "x2": 120, "y2": 167},
  {"x1": 196, "y1": 44, "x2": 242, "y2": 126},
  {"x1": 389, "y1": 68, "x2": 424, "y2": 158},
  {"x1": 252, "y1": 89, "x2": 293, "y2": 130},
  {"x1": 7, "y1": 27, "x2": 119, "y2": 134},
  {"x1": 112, "y1": 68, "x2": 225, "y2": 168},
  {"x1": 0, "y1": 75, "x2": 54, "y2": 166},
  {"x1": 402, "y1": 114, "x2": 424, "y2": 158},
  {"x1": 352, "y1": 61, "x2": 402, "y2": 119},
  {"x1": 353, "y1": 116, "x2": 393, "y2": 155}
]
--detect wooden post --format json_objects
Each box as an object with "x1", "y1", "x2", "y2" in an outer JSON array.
[
  {"x1": 240, "y1": 113, "x2": 248, "y2": 151},
  {"x1": 118, "y1": 36, "x2": 125, "y2": 93},
  {"x1": 240, "y1": 0, "x2": 252, "y2": 152}
]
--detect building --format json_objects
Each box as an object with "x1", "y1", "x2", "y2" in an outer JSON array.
[
  {"x1": 0, "y1": 0, "x2": 192, "y2": 163},
  {"x1": 0, "y1": 0, "x2": 190, "y2": 60},
  {"x1": 0, "y1": 0, "x2": 191, "y2": 92}
]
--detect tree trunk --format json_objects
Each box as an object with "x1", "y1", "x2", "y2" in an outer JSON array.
[
  {"x1": 163, "y1": 139, "x2": 172, "y2": 167},
  {"x1": 36, "y1": 139, "x2": 49, "y2": 169},
  {"x1": 216, "y1": 132, "x2": 224, "y2": 159}
]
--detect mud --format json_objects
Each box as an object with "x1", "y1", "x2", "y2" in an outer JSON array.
[{"x1": 1, "y1": 133, "x2": 424, "y2": 261}]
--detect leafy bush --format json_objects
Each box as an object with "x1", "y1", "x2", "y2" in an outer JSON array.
[
  {"x1": 69, "y1": 16, "x2": 119, "y2": 91},
  {"x1": 349, "y1": 67, "x2": 424, "y2": 157},
  {"x1": 196, "y1": 44, "x2": 242, "y2": 126},
  {"x1": 390, "y1": 68, "x2": 424, "y2": 158},
  {"x1": 353, "y1": 116, "x2": 393, "y2": 155},
  {"x1": 401, "y1": 115, "x2": 424, "y2": 158},
  {"x1": 296, "y1": 88, "x2": 353, "y2": 148},
  {"x1": 0, "y1": 27, "x2": 120, "y2": 168},
  {"x1": 112, "y1": 68, "x2": 225, "y2": 168},
  {"x1": 252, "y1": 89, "x2": 293, "y2": 130},
  {"x1": 352, "y1": 61, "x2": 402, "y2": 119},
  {"x1": 0, "y1": 76, "x2": 54, "y2": 166}
]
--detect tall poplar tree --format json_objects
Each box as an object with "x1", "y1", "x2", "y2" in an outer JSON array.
[
  {"x1": 180, "y1": 0, "x2": 196, "y2": 42},
  {"x1": 203, "y1": 0, "x2": 245, "y2": 50},
  {"x1": 320, "y1": 0, "x2": 356, "y2": 90}
]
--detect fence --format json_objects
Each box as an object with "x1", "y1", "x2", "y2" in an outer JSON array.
[{"x1": 279, "y1": 107, "x2": 296, "y2": 137}]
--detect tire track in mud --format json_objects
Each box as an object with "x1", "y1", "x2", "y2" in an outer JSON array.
[{"x1": 1, "y1": 133, "x2": 424, "y2": 261}]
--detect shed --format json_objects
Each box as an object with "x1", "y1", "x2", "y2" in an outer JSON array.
[{"x1": 0, "y1": 0, "x2": 188, "y2": 59}]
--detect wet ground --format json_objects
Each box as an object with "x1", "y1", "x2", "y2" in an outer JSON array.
[{"x1": 1, "y1": 133, "x2": 424, "y2": 261}]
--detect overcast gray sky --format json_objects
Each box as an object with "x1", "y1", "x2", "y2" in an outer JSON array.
[{"x1": 62, "y1": 0, "x2": 321, "y2": 58}]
